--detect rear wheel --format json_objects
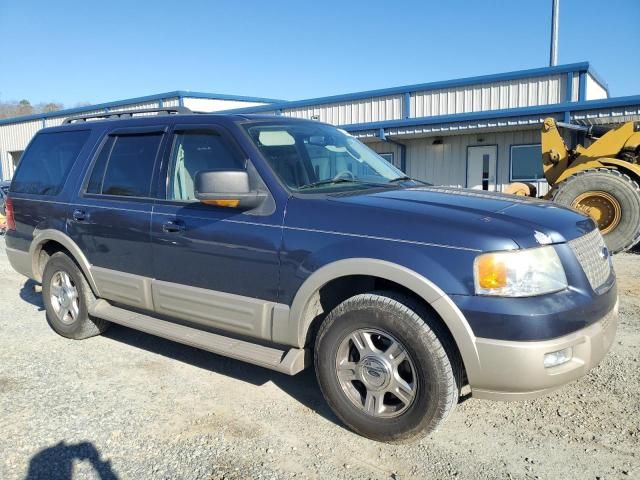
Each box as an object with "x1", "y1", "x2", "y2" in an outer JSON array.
[
  {"x1": 552, "y1": 168, "x2": 640, "y2": 253},
  {"x1": 42, "y1": 252, "x2": 109, "y2": 339},
  {"x1": 314, "y1": 292, "x2": 462, "y2": 443}
]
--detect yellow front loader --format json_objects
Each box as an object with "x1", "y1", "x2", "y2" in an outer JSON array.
[{"x1": 507, "y1": 118, "x2": 640, "y2": 253}]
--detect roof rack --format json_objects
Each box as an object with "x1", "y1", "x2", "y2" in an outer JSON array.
[{"x1": 63, "y1": 106, "x2": 193, "y2": 124}]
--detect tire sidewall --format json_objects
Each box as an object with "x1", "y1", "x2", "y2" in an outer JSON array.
[
  {"x1": 42, "y1": 254, "x2": 91, "y2": 337},
  {"x1": 553, "y1": 170, "x2": 640, "y2": 252},
  {"x1": 315, "y1": 297, "x2": 451, "y2": 441}
]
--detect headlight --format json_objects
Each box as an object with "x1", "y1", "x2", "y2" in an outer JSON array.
[{"x1": 473, "y1": 246, "x2": 567, "y2": 297}]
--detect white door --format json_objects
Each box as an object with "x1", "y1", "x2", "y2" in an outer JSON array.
[{"x1": 467, "y1": 145, "x2": 497, "y2": 191}]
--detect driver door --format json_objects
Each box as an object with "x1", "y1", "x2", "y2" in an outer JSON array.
[{"x1": 150, "y1": 123, "x2": 284, "y2": 340}]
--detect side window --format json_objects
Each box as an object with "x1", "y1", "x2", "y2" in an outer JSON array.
[
  {"x1": 86, "y1": 133, "x2": 162, "y2": 197},
  {"x1": 11, "y1": 130, "x2": 90, "y2": 196},
  {"x1": 168, "y1": 130, "x2": 244, "y2": 201}
]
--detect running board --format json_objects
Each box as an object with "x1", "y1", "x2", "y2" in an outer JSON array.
[{"x1": 89, "y1": 299, "x2": 309, "y2": 375}]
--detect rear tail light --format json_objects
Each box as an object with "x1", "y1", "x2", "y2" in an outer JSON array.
[{"x1": 5, "y1": 197, "x2": 16, "y2": 230}]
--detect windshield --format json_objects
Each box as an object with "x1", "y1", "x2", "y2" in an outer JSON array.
[{"x1": 245, "y1": 122, "x2": 412, "y2": 193}]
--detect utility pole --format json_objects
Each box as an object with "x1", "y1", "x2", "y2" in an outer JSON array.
[{"x1": 550, "y1": 0, "x2": 559, "y2": 66}]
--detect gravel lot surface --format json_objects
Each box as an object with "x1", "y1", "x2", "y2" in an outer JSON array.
[{"x1": 1, "y1": 238, "x2": 638, "y2": 480}]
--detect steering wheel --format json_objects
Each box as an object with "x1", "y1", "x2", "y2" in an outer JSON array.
[{"x1": 332, "y1": 170, "x2": 356, "y2": 182}]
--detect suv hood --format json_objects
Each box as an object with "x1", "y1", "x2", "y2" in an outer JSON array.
[{"x1": 289, "y1": 186, "x2": 596, "y2": 252}]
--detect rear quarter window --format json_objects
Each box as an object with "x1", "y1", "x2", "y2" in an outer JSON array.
[{"x1": 11, "y1": 130, "x2": 91, "y2": 196}]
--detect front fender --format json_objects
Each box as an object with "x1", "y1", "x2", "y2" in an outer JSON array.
[{"x1": 273, "y1": 257, "x2": 481, "y2": 383}]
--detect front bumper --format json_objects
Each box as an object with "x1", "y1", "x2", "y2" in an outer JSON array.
[{"x1": 470, "y1": 299, "x2": 618, "y2": 400}]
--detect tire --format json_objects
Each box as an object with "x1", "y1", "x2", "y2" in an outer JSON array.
[
  {"x1": 42, "y1": 252, "x2": 109, "y2": 339},
  {"x1": 314, "y1": 291, "x2": 462, "y2": 443},
  {"x1": 552, "y1": 168, "x2": 640, "y2": 253}
]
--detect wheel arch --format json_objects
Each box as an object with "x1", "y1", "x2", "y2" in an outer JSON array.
[
  {"x1": 29, "y1": 229, "x2": 99, "y2": 295},
  {"x1": 275, "y1": 258, "x2": 481, "y2": 382}
]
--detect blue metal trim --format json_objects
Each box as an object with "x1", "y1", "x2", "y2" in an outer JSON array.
[
  {"x1": 0, "y1": 90, "x2": 283, "y2": 126},
  {"x1": 403, "y1": 92, "x2": 411, "y2": 119},
  {"x1": 579, "y1": 72, "x2": 587, "y2": 101},
  {"x1": 378, "y1": 128, "x2": 385, "y2": 140},
  {"x1": 178, "y1": 96, "x2": 184, "y2": 108},
  {"x1": 339, "y1": 95, "x2": 640, "y2": 133},
  {"x1": 219, "y1": 63, "x2": 593, "y2": 115}
]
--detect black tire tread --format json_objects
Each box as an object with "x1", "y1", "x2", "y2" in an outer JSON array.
[
  {"x1": 551, "y1": 167, "x2": 640, "y2": 252},
  {"x1": 42, "y1": 252, "x2": 109, "y2": 339},
  {"x1": 315, "y1": 290, "x2": 463, "y2": 443}
]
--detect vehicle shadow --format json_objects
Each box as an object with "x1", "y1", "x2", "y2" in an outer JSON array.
[
  {"x1": 102, "y1": 324, "x2": 343, "y2": 430},
  {"x1": 19, "y1": 279, "x2": 44, "y2": 311},
  {"x1": 25, "y1": 441, "x2": 117, "y2": 480}
]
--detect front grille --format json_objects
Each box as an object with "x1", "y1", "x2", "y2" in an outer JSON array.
[{"x1": 568, "y1": 229, "x2": 612, "y2": 291}]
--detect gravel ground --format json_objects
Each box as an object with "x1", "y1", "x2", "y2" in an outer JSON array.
[{"x1": 0, "y1": 237, "x2": 638, "y2": 480}]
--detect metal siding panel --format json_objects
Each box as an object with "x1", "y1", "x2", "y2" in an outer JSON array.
[
  {"x1": 572, "y1": 73, "x2": 580, "y2": 102},
  {"x1": 0, "y1": 120, "x2": 42, "y2": 178},
  {"x1": 183, "y1": 98, "x2": 267, "y2": 112}
]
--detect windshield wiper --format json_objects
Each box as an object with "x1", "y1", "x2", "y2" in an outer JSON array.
[
  {"x1": 298, "y1": 178, "x2": 363, "y2": 190},
  {"x1": 389, "y1": 175, "x2": 430, "y2": 185},
  {"x1": 388, "y1": 175, "x2": 413, "y2": 183}
]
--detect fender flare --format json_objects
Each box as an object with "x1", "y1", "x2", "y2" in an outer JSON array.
[
  {"x1": 272, "y1": 258, "x2": 481, "y2": 381},
  {"x1": 29, "y1": 229, "x2": 100, "y2": 295}
]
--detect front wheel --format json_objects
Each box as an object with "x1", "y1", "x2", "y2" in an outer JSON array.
[{"x1": 314, "y1": 292, "x2": 462, "y2": 443}]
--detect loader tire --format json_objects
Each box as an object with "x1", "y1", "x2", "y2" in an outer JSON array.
[{"x1": 552, "y1": 168, "x2": 640, "y2": 253}]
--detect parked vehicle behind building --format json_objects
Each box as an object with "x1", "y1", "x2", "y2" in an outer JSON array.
[{"x1": 4, "y1": 109, "x2": 618, "y2": 442}]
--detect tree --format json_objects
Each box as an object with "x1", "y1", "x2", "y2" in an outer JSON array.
[
  {"x1": 0, "y1": 98, "x2": 65, "y2": 119},
  {"x1": 17, "y1": 99, "x2": 33, "y2": 115},
  {"x1": 40, "y1": 102, "x2": 63, "y2": 113}
]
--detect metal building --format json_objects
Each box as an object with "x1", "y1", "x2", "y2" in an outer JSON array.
[{"x1": 2, "y1": 62, "x2": 639, "y2": 194}]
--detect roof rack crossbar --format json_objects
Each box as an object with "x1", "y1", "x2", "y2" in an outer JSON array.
[{"x1": 63, "y1": 106, "x2": 193, "y2": 124}]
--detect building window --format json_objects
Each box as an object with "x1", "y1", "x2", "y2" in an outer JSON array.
[
  {"x1": 378, "y1": 153, "x2": 394, "y2": 164},
  {"x1": 510, "y1": 144, "x2": 544, "y2": 181}
]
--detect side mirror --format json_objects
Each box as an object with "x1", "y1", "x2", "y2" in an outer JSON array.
[{"x1": 194, "y1": 170, "x2": 266, "y2": 209}]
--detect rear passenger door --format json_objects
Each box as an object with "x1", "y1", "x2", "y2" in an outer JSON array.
[
  {"x1": 67, "y1": 126, "x2": 167, "y2": 312},
  {"x1": 150, "y1": 124, "x2": 283, "y2": 340}
]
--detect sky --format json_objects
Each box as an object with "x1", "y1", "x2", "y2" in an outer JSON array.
[{"x1": 0, "y1": 0, "x2": 638, "y2": 107}]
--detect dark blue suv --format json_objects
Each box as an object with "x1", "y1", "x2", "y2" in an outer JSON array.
[{"x1": 4, "y1": 108, "x2": 618, "y2": 442}]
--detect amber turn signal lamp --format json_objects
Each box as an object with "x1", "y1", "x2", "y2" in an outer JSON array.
[
  {"x1": 475, "y1": 254, "x2": 508, "y2": 289},
  {"x1": 201, "y1": 199, "x2": 241, "y2": 208}
]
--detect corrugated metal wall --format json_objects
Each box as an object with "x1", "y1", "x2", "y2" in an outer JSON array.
[
  {"x1": 411, "y1": 74, "x2": 566, "y2": 117},
  {"x1": 0, "y1": 120, "x2": 42, "y2": 179},
  {"x1": 364, "y1": 129, "x2": 545, "y2": 193},
  {"x1": 281, "y1": 95, "x2": 403, "y2": 125},
  {"x1": 274, "y1": 74, "x2": 570, "y2": 126},
  {"x1": 183, "y1": 98, "x2": 267, "y2": 112}
]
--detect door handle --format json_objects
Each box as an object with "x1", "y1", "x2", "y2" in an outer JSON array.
[
  {"x1": 72, "y1": 209, "x2": 87, "y2": 222},
  {"x1": 162, "y1": 220, "x2": 184, "y2": 233}
]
